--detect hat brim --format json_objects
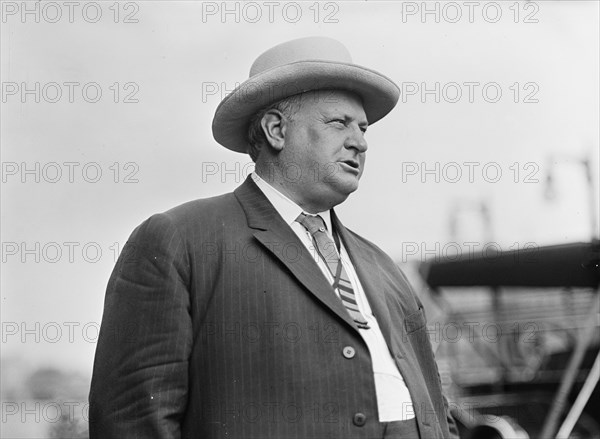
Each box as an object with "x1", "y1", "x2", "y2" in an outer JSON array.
[{"x1": 212, "y1": 60, "x2": 400, "y2": 153}]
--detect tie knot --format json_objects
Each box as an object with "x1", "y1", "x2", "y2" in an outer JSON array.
[{"x1": 296, "y1": 213, "x2": 327, "y2": 236}]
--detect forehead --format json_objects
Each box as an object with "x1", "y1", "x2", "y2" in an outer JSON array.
[{"x1": 296, "y1": 90, "x2": 366, "y2": 119}]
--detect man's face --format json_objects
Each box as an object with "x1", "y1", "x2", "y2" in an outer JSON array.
[{"x1": 277, "y1": 90, "x2": 369, "y2": 211}]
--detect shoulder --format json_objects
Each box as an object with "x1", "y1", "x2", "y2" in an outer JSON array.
[
  {"x1": 345, "y1": 226, "x2": 397, "y2": 267},
  {"x1": 344, "y1": 226, "x2": 419, "y2": 300},
  {"x1": 128, "y1": 191, "x2": 241, "y2": 244},
  {"x1": 162, "y1": 192, "x2": 240, "y2": 226}
]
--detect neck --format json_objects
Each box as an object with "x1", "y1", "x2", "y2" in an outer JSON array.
[{"x1": 254, "y1": 166, "x2": 342, "y2": 213}]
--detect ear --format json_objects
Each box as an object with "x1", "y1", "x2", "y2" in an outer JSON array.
[{"x1": 261, "y1": 110, "x2": 287, "y2": 152}]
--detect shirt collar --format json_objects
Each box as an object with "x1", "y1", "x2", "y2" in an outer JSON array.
[{"x1": 251, "y1": 172, "x2": 333, "y2": 233}]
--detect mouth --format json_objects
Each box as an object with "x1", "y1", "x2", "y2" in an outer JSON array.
[{"x1": 339, "y1": 159, "x2": 360, "y2": 173}]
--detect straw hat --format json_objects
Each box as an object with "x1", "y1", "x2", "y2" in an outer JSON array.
[{"x1": 212, "y1": 36, "x2": 400, "y2": 153}]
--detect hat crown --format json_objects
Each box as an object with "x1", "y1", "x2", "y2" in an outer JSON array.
[{"x1": 249, "y1": 37, "x2": 353, "y2": 77}]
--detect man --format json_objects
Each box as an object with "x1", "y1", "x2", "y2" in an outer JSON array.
[{"x1": 89, "y1": 37, "x2": 459, "y2": 438}]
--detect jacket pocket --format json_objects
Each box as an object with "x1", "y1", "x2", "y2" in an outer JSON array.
[{"x1": 404, "y1": 307, "x2": 427, "y2": 334}]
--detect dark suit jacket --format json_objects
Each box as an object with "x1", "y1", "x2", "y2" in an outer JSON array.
[{"x1": 89, "y1": 176, "x2": 458, "y2": 438}]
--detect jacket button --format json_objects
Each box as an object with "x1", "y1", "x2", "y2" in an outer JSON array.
[
  {"x1": 342, "y1": 346, "x2": 355, "y2": 359},
  {"x1": 353, "y1": 412, "x2": 367, "y2": 426}
]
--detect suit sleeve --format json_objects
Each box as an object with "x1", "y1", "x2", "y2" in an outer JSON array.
[
  {"x1": 89, "y1": 213, "x2": 192, "y2": 439},
  {"x1": 412, "y1": 292, "x2": 460, "y2": 439}
]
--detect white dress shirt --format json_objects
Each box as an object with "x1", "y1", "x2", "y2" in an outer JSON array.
[{"x1": 251, "y1": 172, "x2": 414, "y2": 421}]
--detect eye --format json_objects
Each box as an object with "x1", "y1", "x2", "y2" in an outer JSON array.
[{"x1": 331, "y1": 119, "x2": 346, "y2": 125}]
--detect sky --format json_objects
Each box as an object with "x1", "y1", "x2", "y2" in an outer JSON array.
[{"x1": 1, "y1": 1, "x2": 599, "y2": 375}]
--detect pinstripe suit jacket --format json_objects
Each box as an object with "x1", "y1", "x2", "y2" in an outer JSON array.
[{"x1": 89, "y1": 176, "x2": 458, "y2": 439}]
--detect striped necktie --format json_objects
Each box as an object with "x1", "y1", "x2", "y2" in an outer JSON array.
[{"x1": 296, "y1": 213, "x2": 370, "y2": 330}]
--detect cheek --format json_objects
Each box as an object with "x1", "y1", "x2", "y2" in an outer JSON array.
[
  {"x1": 306, "y1": 126, "x2": 323, "y2": 147},
  {"x1": 301, "y1": 131, "x2": 328, "y2": 161}
]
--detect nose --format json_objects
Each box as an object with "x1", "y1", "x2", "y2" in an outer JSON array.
[{"x1": 344, "y1": 125, "x2": 368, "y2": 153}]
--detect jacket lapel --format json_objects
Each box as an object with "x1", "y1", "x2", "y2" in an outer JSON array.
[
  {"x1": 234, "y1": 177, "x2": 357, "y2": 330},
  {"x1": 331, "y1": 209, "x2": 397, "y2": 345}
]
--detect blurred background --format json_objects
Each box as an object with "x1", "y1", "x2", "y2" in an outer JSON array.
[{"x1": 1, "y1": 1, "x2": 598, "y2": 437}]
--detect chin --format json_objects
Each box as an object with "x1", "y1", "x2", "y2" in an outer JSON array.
[
  {"x1": 332, "y1": 179, "x2": 360, "y2": 200},
  {"x1": 340, "y1": 174, "x2": 361, "y2": 192},
  {"x1": 312, "y1": 176, "x2": 360, "y2": 209}
]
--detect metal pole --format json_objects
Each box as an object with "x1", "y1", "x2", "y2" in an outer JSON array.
[
  {"x1": 539, "y1": 295, "x2": 600, "y2": 438},
  {"x1": 556, "y1": 350, "x2": 600, "y2": 439}
]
